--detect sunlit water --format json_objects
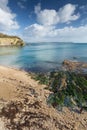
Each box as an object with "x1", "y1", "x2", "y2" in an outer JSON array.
[{"x1": 0, "y1": 42, "x2": 87, "y2": 72}]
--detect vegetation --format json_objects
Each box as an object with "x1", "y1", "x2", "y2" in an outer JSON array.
[
  {"x1": 0, "y1": 33, "x2": 20, "y2": 39},
  {"x1": 33, "y1": 73, "x2": 49, "y2": 85},
  {"x1": 34, "y1": 71, "x2": 87, "y2": 112}
]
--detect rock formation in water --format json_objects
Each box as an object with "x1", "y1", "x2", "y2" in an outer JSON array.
[
  {"x1": 0, "y1": 33, "x2": 24, "y2": 46},
  {"x1": 63, "y1": 60, "x2": 87, "y2": 72}
]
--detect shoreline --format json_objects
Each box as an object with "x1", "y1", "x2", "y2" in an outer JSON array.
[
  {"x1": 1, "y1": 59, "x2": 87, "y2": 73},
  {"x1": 1, "y1": 59, "x2": 87, "y2": 74},
  {"x1": 0, "y1": 65, "x2": 87, "y2": 130}
]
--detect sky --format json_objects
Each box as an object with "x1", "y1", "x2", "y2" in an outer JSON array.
[{"x1": 0, "y1": 0, "x2": 87, "y2": 42}]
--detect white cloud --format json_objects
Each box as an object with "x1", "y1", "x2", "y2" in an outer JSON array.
[
  {"x1": 54, "y1": 25, "x2": 87, "y2": 42},
  {"x1": 35, "y1": 3, "x2": 41, "y2": 14},
  {"x1": 34, "y1": 3, "x2": 79, "y2": 26},
  {"x1": 23, "y1": 3, "x2": 83, "y2": 42},
  {"x1": 79, "y1": 5, "x2": 87, "y2": 15},
  {"x1": 17, "y1": 2, "x2": 26, "y2": 9},
  {"x1": 0, "y1": 0, "x2": 10, "y2": 12},
  {"x1": 24, "y1": 24, "x2": 55, "y2": 40},
  {"x1": 23, "y1": 23, "x2": 87, "y2": 43},
  {"x1": 58, "y1": 4, "x2": 79, "y2": 23},
  {"x1": 0, "y1": 0, "x2": 19, "y2": 32}
]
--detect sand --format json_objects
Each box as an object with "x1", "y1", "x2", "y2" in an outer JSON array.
[{"x1": 0, "y1": 66, "x2": 87, "y2": 130}]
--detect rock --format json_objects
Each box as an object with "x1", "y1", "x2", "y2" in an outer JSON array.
[
  {"x1": 63, "y1": 60, "x2": 87, "y2": 72},
  {"x1": 0, "y1": 118, "x2": 8, "y2": 130},
  {"x1": 0, "y1": 33, "x2": 25, "y2": 46}
]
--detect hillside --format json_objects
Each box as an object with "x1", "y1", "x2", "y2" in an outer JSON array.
[{"x1": 0, "y1": 33, "x2": 24, "y2": 46}]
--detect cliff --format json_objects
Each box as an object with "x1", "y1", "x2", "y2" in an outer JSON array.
[{"x1": 0, "y1": 33, "x2": 24, "y2": 46}]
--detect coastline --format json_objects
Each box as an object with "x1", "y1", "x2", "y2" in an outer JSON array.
[{"x1": 0, "y1": 65, "x2": 87, "y2": 130}]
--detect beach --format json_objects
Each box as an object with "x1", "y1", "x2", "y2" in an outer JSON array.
[
  {"x1": 0, "y1": 0, "x2": 87, "y2": 129},
  {"x1": 0, "y1": 66, "x2": 87, "y2": 130}
]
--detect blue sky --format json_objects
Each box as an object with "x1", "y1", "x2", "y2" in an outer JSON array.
[{"x1": 0, "y1": 0, "x2": 87, "y2": 42}]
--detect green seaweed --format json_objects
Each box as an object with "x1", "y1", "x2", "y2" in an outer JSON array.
[
  {"x1": 33, "y1": 73, "x2": 49, "y2": 85},
  {"x1": 33, "y1": 71, "x2": 87, "y2": 112},
  {"x1": 48, "y1": 71, "x2": 87, "y2": 112}
]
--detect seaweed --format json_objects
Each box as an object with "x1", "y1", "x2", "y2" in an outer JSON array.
[{"x1": 47, "y1": 71, "x2": 87, "y2": 112}]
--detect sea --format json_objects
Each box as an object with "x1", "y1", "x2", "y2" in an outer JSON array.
[{"x1": 0, "y1": 42, "x2": 87, "y2": 72}]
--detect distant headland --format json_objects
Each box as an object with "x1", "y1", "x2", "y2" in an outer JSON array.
[{"x1": 0, "y1": 33, "x2": 25, "y2": 46}]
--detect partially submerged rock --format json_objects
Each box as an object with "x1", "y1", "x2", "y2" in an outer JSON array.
[
  {"x1": 63, "y1": 60, "x2": 87, "y2": 72},
  {"x1": 0, "y1": 33, "x2": 24, "y2": 46}
]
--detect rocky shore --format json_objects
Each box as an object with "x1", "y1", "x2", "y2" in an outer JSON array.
[
  {"x1": 63, "y1": 60, "x2": 87, "y2": 72},
  {"x1": 0, "y1": 66, "x2": 87, "y2": 130},
  {"x1": 0, "y1": 33, "x2": 24, "y2": 46}
]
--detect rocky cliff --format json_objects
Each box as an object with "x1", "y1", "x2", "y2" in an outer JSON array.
[{"x1": 0, "y1": 33, "x2": 24, "y2": 46}]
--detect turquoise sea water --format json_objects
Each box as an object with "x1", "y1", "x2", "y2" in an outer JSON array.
[{"x1": 0, "y1": 42, "x2": 87, "y2": 72}]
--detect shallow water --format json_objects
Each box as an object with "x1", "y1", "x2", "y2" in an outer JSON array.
[{"x1": 0, "y1": 42, "x2": 87, "y2": 72}]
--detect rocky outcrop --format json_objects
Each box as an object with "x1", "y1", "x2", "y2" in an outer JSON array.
[
  {"x1": 0, "y1": 33, "x2": 24, "y2": 46},
  {"x1": 63, "y1": 60, "x2": 87, "y2": 72}
]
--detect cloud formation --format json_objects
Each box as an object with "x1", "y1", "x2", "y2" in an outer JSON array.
[
  {"x1": 23, "y1": 23, "x2": 87, "y2": 42},
  {"x1": 35, "y1": 3, "x2": 79, "y2": 25},
  {"x1": 0, "y1": 0, "x2": 19, "y2": 32},
  {"x1": 17, "y1": 1, "x2": 26, "y2": 9},
  {"x1": 23, "y1": 3, "x2": 83, "y2": 42}
]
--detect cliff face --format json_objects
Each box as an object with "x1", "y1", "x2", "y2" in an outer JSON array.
[{"x1": 0, "y1": 33, "x2": 24, "y2": 46}]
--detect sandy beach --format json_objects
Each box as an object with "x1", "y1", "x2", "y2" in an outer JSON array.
[{"x1": 0, "y1": 66, "x2": 87, "y2": 130}]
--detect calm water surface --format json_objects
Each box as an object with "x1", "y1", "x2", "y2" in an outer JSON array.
[{"x1": 0, "y1": 42, "x2": 87, "y2": 72}]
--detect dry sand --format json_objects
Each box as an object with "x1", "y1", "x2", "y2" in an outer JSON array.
[{"x1": 0, "y1": 66, "x2": 87, "y2": 130}]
